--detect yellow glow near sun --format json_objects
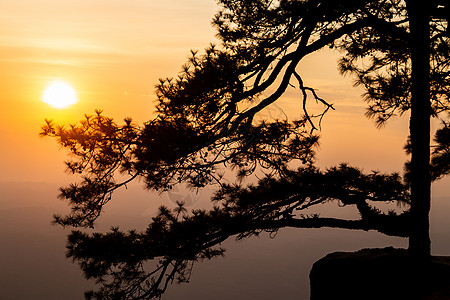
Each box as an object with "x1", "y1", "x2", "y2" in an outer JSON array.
[{"x1": 42, "y1": 80, "x2": 78, "y2": 109}]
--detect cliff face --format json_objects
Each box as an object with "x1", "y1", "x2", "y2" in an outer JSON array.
[{"x1": 310, "y1": 247, "x2": 450, "y2": 300}]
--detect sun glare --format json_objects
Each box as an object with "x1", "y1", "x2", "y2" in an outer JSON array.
[{"x1": 42, "y1": 80, "x2": 78, "y2": 109}]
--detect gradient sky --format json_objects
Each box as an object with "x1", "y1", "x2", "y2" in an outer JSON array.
[
  {"x1": 0, "y1": 0, "x2": 417, "y2": 186},
  {"x1": 0, "y1": 0, "x2": 219, "y2": 183},
  {"x1": 1, "y1": 2, "x2": 449, "y2": 299}
]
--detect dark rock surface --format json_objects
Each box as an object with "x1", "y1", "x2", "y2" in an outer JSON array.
[{"x1": 310, "y1": 247, "x2": 450, "y2": 300}]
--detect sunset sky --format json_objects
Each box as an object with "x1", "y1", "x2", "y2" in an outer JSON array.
[
  {"x1": 0, "y1": 0, "x2": 420, "y2": 186},
  {"x1": 1, "y1": 1, "x2": 450, "y2": 299},
  {"x1": 0, "y1": 0, "x2": 219, "y2": 183}
]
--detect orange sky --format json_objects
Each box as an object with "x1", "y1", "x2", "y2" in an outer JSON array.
[
  {"x1": 1, "y1": 4, "x2": 449, "y2": 299},
  {"x1": 0, "y1": 0, "x2": 444, "y2": 194},
  {"x1": 0, "y1": 0, "x2": 218, "y2": 183}
]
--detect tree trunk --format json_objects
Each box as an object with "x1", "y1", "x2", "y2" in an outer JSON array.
[{"x1": 406, "y1": 1, "x2": 432, "y2": 260}]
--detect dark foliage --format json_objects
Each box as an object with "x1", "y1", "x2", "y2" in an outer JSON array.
[
  {"x1": 41, "y1": 0, "x2": 450, "y2": 298},
  {"x1": 431, "y1": 123, "x2": 450, "y2": 180},
  {"x1": 70, "y1": 165, "x2": 410, "y2": 299}
]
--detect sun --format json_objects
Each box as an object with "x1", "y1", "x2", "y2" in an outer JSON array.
[{"x1": 42, "y1": 80, "x2": 78, "y2": 109}]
